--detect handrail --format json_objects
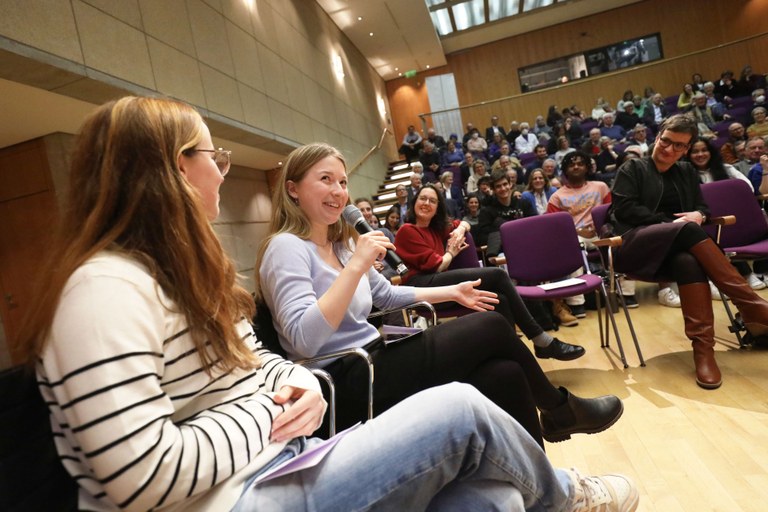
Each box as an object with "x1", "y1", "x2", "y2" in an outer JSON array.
[
  {"x1": 348, "y1": 128, "x2": 391, "y2": 175},
  {"x1": 417, "y1": 31, "x2": 768, "y2": 123}
]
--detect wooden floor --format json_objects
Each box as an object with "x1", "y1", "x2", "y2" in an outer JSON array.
[{"x1": 533, "y1": 282, "x2": 768, "y2": 512}]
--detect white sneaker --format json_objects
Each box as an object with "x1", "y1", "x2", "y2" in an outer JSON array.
[
  {"x1": 747, "y1": 273, "x2": 766, "y2": 290},
  {"x1": 710, "y1": 281, "x2": 727, "y2": 301},
  {"x1": 567, "y1": 469, "x2": 639, "y2": 512},
  {"x1": 657, "y1": 287, "x2": 681, "y2": 308}
]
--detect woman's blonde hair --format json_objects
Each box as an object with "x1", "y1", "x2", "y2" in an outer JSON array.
[
  {"x1": 253, "y1": 142, "x2": 355, "y2": 302},
  {"x1": 16, "y1": 96, "x2": 257, "y2": 372}
]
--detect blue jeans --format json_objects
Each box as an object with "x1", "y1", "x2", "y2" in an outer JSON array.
[{"x1": 233, "y1": 383, "x2": 574, "y2": 511}]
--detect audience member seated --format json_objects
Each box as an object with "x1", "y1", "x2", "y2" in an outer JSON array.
[
  {"x1": 703, "y1": 81, "x2": 730, "y2": 115},
  {"x1": 492, "y1": 154, "x2": 523, "y2": 184},
  {"x1": 609, "y1": 114, "x2": 768, "y2": 389},
  {"x1": 500, "y1": 121, "x2": 518, "y2": 147},
  {"x1": 615, "y1": 90, "x2": 634, "y2": 112},
  {"x1": 505, "y1": 166, "x2": 526, "y2": 199},
  {"x1": 384, "y1": 204, "x2": 402, "y2": 234},
  {"x1": 631, "y1": 95, "x2": 648, "y2": 120},
  {"x1": 526, "y1": 144, "x2": 551, "y2": 174},
  {"x1": 462, "y1": 193, "x2": 481, "y2": 230},
  {"x1": 432, "y1": 180, "x2": 462, "y2": 220},
  {"x1": 677, "y1": 83, "x2": 695, "y2": 112},
  {"x1": 547, "y1": 151, "x2": 638, "y2": 316},
  {"x1": 554, "y1": 135, "x2": 577, "y2": 166},
  {"x1": 591, "y1": 97, "x2": 609, "y2": 121},
  {"x1": 355, "y1": 197, "x2": 395, "y2": 277},
  {"x1": 406, "y1": 167, "x2": 423, "y2": 203},
  {"x1": 533, "y1": 115, "x2": 552, "y2": 139},
  {"x1": 488, "y1": 132, "x2": 506, "y2": 164},
  {"x1": 615, "y1": 102, "x2": 641, "y2": 131},
  {"x1": 521, "y1": 168, "x2": 557, "y2": 215},
  {"x1": 595, "y1": 136, "x2": 620, "y2": 175},
  {"x1": 467, "y1": 159, "x2": 488, "y2": 194},
  {"x1": 600, "y1": 112, "x2": 626, "y2": 142},
  {"x1": 720, "y1": 121, "x2": 748, "y2": 164},
  {"x1": 485, "y1": 114, "x2": 507, "y2": 142},
  {"x1": 399, "y1": 124, "x2": 423, "y2": 163},
  {"x1": 626, "y1": 124, "x2": 652, "y2": 155},
  {"x1": 736, "y1": 136, "x2": 766, "y2": 177},
  {"x1": 441, "y1": 139, "x2": 464, "y2": 176},
  {"x1": 448, "y1": 132, "x2": 462, "y2": 152},
  {"x1": 476, "y1": 175, "x2": 495, "y2": 206},
  {"x1": 643, "y1": 93, "x2": 669, "y2": 129},
  {"x1": 425, "y1": 127, "x2": 446, "y2": 151},
  {"x1": 691, "y1": 92, "x2": 730, "y2": 132},
  {"x1": 440, "y1": 170, "x2": 464, "y2": 206},
  {"x1": 465, "y1": 127, "x2": 488, "y2": 159},
  {"x1": 542, "y1": 158, "x2": 563, "y2": 188},
  {"x1": 547, "y1": 104, "x2": 564, "y2": 127},
  {"x1": 394, "y1": 183, "x2": 409, "y2": 222},
  {"x1": 23, "y1": 95, "x2": 641, "y2": 512},
  {"x1": 714, "y1": 70, "x2": 739, "y2": 103},
  {"x1": 515, "y1": 121, "x2": 539, "y2": 154},
  {"x1": 395, "y1": 183, "x2": 589, "y2": 363},
  {"x1": 419, "y1": 141, "x2": 441, "y2": 183},
  {"x1": 546, "y1": 122, "x2": 568, "y2": 155},
  {"x1": 459, "y1": 151, "x2": 475, "y2": 186},
  {"x1": 747, "y1": 106, "x2": 768, "y2": 138},
  {"x1": 582, "y1": 127, "x2": 602, "y2": 158},
  {"x1": 739, "y1": 64, "x2": 766, "y2": 94},
  {"x1": 692, "y1": 72, "x2": 706, "y2": 92},
  {"x1": 746, "y1": 140, "x2": 768, "y2": 194},
  {"x1": 564, "y1": 116, "x2": 583, "y2": 146},
  {"x1": 462, "y1": 122, "x2": 476, "y2": 147},
  {"x1": 477, "y1": 169, "x2": 536, "y2": 256}
]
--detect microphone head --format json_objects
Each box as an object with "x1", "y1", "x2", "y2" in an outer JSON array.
[{"x1": 341, "y1": 204, "x2": 365, "y2": 226}]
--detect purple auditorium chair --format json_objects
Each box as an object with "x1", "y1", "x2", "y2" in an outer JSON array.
[
  {"x1": 517, "y1": 151, "x2": 537, "y2": 168},
  {"x1": 701, "y1": 179, "x2": 768, "y2": 345},
  {"x1": 497, "y1": 212, "x2": 643, "y2": 367}
]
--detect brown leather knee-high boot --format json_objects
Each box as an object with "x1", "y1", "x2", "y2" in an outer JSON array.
[
  {"x1": 689, "y1": 239, "x2": 768, "y2": 336},
  {"x1": 678, "y1": 282, "x2": 722, "y2": 389}
]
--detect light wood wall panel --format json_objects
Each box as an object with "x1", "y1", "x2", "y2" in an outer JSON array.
[{"x1": 387, "y1": 0, "x2": 768, "y2": 147}]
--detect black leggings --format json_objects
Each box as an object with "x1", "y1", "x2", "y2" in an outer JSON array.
[
  {"x1": 407, "y1": 267, "x2": 544, "y2": 339},
  {"x1": 326, "y1": 312, "x2": 564, "y2": 448},
  {"x1": 659, "y1": 223, "x2": 710, "y2": 285}
]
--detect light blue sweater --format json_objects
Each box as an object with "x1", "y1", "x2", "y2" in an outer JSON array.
[{"x1": 260, "y1": 233, "x2": 416, "y2": 361}]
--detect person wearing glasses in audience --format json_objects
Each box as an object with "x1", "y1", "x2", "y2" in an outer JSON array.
[
  {"x1": 17, "y1": 97, "x2": 639, "y2": 512},
  {"x1": 608, "y1": 114, "x2": 768, "y2": 390}
]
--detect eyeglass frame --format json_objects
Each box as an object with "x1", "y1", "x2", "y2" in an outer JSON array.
[
  {"x1": 656, "y1": 136, "x2": 690, "y2": 153},
  {"x1": 183, "y1": 148, "x2": 232, "y2": 176}
]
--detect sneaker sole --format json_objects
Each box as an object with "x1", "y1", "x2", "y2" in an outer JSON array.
[
  {"x1": 542, "y1": 401, "x2": 625, "y2": 443},
  {"x1": 558, "y1": 319, "x2": 579, "y2": 327},
  {"x1": 535, "y1": 348, "x2": 586, "y2": 361}
]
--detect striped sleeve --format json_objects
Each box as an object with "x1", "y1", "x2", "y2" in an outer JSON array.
[{"x1": 40, "y1": 267, "x2": 319, "y2": 511}]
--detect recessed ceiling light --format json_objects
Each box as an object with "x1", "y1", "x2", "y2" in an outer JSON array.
[
  {"x1": 277, "y1": 161, "x2": 283, "y2": 166},
  {"x1": 357, "y1": 16, "x2": 362, "y2": 21},
  {"x1": 369, "y1": 32, "x2": 374, "y2": 37},
  {"x1": 398, "y1": 73, "x2": 402, "y2": 76},
  {"x1": 426, "y1": 65, "x2": 430, "y2": 69},
  {"x1": 395, "y1": 67, "x2": 399, "y2": 71}
]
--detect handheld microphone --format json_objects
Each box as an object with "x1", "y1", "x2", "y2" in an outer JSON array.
[{"x1": 342, "y1": 205, "x2": 409, "y2": 276}]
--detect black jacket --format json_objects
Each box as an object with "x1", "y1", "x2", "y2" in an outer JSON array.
[
  {"x1": 609, "y1": 156, "x2": 709, "y2": 236},
  {"x1": 477, "y1": 196, "x2": 536, "y2": 254}
]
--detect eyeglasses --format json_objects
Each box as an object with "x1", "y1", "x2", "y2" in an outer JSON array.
[
  {"x1": 185, "y1": 148, "x2": 231, "y2": 176},
  {"x1": 656, "y1": 137, "x2": 690, "y2": 152}
]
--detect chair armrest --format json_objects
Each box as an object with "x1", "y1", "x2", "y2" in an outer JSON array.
[
  {"x1": 758, "y1": 194, "x2": 768, "y2": 202},
  {"x1": 390, "y1": 275, "x2": 402, "y2": 285},
  {"x1": 297, "y1": 347, "x2": 374, "y2": 420},
  {"x1": 368, "y1": 301, "x2": 437, "y2": 327},
  {"x1": 706, "y1": 215, "x2": 735, "y2": 226},
  {"x1": 489, "y1": 256, "x2": 506, "y2": 266},
  {"x1": 593, "y1": 236, "x2": 623, "y2": 248}
]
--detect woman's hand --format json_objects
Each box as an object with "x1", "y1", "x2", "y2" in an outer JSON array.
[
  {"x1": 348, "y1": 231, "x2": 393, "y2": 273},
  {"x1": 673, "y1": 211, "x2": 704, "y2": 225},
  {"x1": 446, "y1": 236, "x2": 469, "y2": 257},
  {"x1": 452, "y1": 279, "x2": 499, "y2": 311},
  {"x1": 270, "y1": 386, "x2": 327, "y2": 442}
]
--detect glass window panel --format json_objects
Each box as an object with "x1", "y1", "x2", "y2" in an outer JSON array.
[
  {"x1": 425, "y1": 0, "x2": 444, "y2": 6},
  {"x1": 522, "y1": 0, "x2": 555, "y2": 12},
  {"x1": 452, "y1": 0, "x2": 485, "y2": 31},
  {"x1": 430, "y1": 8, "x2": 453, "y2": 36},
  {"x1": 489, "y1": 0, "x2": 520, "y2": 21}
]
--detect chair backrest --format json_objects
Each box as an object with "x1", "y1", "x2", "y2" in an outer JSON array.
[
  {"x1": 701, "y1": 179, "x2": 768, "y2": 246},
  {"x1": 591, "y1": 203, "x2": 611, "y2": 233},
  {"x1": 499, "y1": 212, "x2": 584, "y2": 282},
  {"x1": 449, "y1": 231, "x2": 481, "y2": 269},
  {"x1": 0, "y1": 366, "x2": 78, "y2": 511}
]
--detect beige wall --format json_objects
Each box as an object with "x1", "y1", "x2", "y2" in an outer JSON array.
[{"x1": 0, "y1": 0, "x2": 394, "y2": 196}]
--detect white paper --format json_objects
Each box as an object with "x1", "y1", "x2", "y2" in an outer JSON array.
[{"x1": 537, "y1": 278, "x2": 586, "y2": 291}]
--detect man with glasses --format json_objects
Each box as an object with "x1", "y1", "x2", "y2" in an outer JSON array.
[{"x1": 608, "y1": 114, "x2": 768, "y2": 389}]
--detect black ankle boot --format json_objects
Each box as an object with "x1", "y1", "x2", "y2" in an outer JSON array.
[{"x1": 539, "y1": 387, "x2": 624, "y2": 443}]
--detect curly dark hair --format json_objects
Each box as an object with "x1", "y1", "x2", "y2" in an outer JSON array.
[{"x1": 404, "y1": 183, "x2": 449, "y2": 233}]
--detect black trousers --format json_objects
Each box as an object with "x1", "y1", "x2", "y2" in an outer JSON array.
[
  {"x1": 407, "y1": 267, "x2": 546, "y2": 338},
  {"x1": 326, "y1": 311, "x2": 563, "y2": 448}
]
